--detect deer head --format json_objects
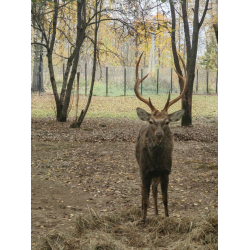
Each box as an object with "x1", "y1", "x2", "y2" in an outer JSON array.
[{"x1": 135, "y1": 53, "x2": 187, "y2": 143}]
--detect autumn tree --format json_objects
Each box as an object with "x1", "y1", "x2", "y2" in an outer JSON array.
[
  {"x1": 32, "y1": 0, "x2": 134, "y2": 122},
  {"x1": 200, "y1": 34, "x2": 218, "y2": 70},
  {"x1": 211, "y1": 0, "x2": 218, "y2": 43},
  {"x1": 70, "y1": 0, "x2": 100, "y2": 128},
  {"x1": 32, "y1": 0, "x2": 82, "y2": 121},
  {"x1": 31, "y1": 1, "x2": 45, "y2": 92},
  {"x1": 168, "y1": 0, "x2": 210, "y2": 126}
]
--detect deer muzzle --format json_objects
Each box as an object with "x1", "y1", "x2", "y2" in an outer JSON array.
[{"x1": 156, "y1": 132, "x2": 163, "y2": 140}]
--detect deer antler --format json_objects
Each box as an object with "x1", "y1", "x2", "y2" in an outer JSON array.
[
  {"x1": 163, "y1": 53, "x2": 188, "y2": 112},
  {"x1": 134, "y1": 52, "x2": 156, "y2": 112}
]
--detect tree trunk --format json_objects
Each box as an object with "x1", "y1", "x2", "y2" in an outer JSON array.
[
  {"x1": 59, "y1": 36, "x2": 84, "y2": 122},
  {"x1": 180, "y1": 0, "x2": 198, "y2": 126},
  {"x1": 70, "y1": 72, "x2": 80, "y2": 128},
  {"x1": 181, "y1": 72, "x2": 194, "y2": 126},
  {"x1": 31, "y1": 2, "x2": 37, "y2": 91},
  {"x1": 169, "y1": 1, "x2": 185, "y2": 92},
  {"x1": 32, "y1": 43, "x2": 39, "y2": 91},
  {"x1": 170, "y1": 0, "x2": 210, "y2": 127},
  {"x1": 32, "y1": 33, "x2": 44, "y2": 92},
  {"x1": 38, "y1": 33, "x2": 44, "y2": 93},
  {"x1": 31, "y1": 2, "x2": 45, "y2": 93},
  {"x1": 135, "y1": 33, "x2": 139, "y2": 59},
  {"x1": 58, "y1": 0, "x2": 86, "y2": 122},
  {"x1": 213, "y1": 23, "x2": 218, "y2": 43},
  {"x1": 60, "y1": 51, "x2": 75, "y2": 103},
  {"x1": 70, "y1": 0, "x2": 99, "y2": 128},
  {"x1": 47, "y1": 53, "x2": 62, "y2": 120}
]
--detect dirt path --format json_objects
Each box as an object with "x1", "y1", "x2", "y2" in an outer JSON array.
[{"x1": 31, "y1": 117, "x2": 218, "y2": 246}]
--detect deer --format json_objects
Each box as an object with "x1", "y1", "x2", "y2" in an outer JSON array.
[{"x1": 134, "y1": 52, "x2": 187, "y2": 221}]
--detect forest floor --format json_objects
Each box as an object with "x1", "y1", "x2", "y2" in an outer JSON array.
[{"x1": 31, "y1": 116, "x2": 218, "y2": 249}]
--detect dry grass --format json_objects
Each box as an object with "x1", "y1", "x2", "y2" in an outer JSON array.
[
  {"x1": 34, "y1": 207, "x2": 218, "y2": 250},
  {"x1": 31, "y1": 92, "x2": 218, "y2": 120}
]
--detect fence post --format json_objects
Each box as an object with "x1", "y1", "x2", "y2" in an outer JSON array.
[
  {"x1": 85, "y1": 63, "x2": 87, "y2": 96},
  {"x1": 62, "y1": 63, "x2": 65, "y2": 97},
  {"x1": 170, "y1": 68, "x2": 173, "y2": 93},
  {"x1": 124, "y1": 68, "x2": 126, "y2": 96},
  {"x1": 106, "y1": 67, "x2": 108, "y2": 97},
  {"x1": 157, "y1": 68, "x2": 159, "y2": 94},
  {"x1": 196, "y1": 69, "x2": 198, "y2": 93},
  {"x1": 141, "y1": 68, "x2": 143, "y2": 95},
  {"x1": 216, "y1": 70, "x2": 218, "y2": 94},
  {"x1": 206, "y1": 70, "x2": 209, "y2": 94},
  {"x1": 38, "y1": 62, "x2": 41, "y2": 96}
]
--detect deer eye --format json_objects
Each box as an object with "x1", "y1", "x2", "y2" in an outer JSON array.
[
  {"x1": 165, "y1": 121, "x2": 169, "y2": 125},
  {"x1": 149, "y1": 120, "x2": 153, "y2": 124}
]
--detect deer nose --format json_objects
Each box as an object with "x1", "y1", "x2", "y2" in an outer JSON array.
[{"x1": 156, "y1": 132, "x2": 163, "y2": 139}]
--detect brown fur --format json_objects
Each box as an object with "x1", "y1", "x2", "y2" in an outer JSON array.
[
  {"x1": 134, "y1": 53, "x2": 187, "y2": 221},
  {"x1": 135, "y1": 108, "x2": 184, "y2": 220}
]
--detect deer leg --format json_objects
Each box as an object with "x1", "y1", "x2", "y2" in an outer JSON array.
[
  {"x1": 141, "y1": 184, "x2": 144, "y2": 210},
  {"x1": 161, "y1": 175, "x2": 169, "y2": 217},
  {"x1": 152, "y1": 181, "x2": 158, "y2": 216},
  {"x1": 142, "y1": 178, "x2": 151, "y2": 220}
]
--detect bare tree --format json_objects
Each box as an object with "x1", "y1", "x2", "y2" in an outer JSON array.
[
  {"x1": 31, "y1": 2, "x2": 45, "y2": 93},
  {"x1": 70, "y1": 0, "x2": 100, "y2": 128},
  {"x1": 169, "y1": 0, "x2": 210, "y2": 126},
  {"x1": 32, "y1": 0, "x2": 84, "y2": 121},
  {"x1": 31, "y1": 0, "x2": 133, "y2": 122}
]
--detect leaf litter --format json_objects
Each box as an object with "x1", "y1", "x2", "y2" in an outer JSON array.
[{"x1": 31, "y1": 116, "x2": 217, "y2": 249}]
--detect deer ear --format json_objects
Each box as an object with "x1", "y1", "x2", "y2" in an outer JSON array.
[
  {"x1": 168, "y1": 109, "x2": 185, "y2": 122},
  {"x1": 136, "y1": 108, "x2": 150, "y2": 121}
]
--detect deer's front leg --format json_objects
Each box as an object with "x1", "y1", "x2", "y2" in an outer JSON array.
[
  {"x1": 161, "y1": 174, "x2": 169, "y2": 217},
  {"x1": 141, "y1": 177, "x2": 151, "y2": 220},
  {"x1": 152, "y1": 180, "x2": 159, "y2": 216},
  {"x1": 141, "y1": 184, "x2": 144, "y2": 210}
]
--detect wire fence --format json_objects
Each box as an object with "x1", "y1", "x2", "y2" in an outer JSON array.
[{"x1": 39, "y1": 63, "x2": 218, "y2": 96}]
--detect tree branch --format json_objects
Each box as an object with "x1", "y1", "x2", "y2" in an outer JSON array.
[
  {"x1": 86, "y1": 8, "x2": 127, "y2": 26},
  {"x1": 49, "y1": 0, "x2": 59, "y2": 53},
  {"x1": 174, "y1": 6, "x2": 183, "y2": 18},
  {"x1": 38, "y1": 0, "x2": 71, "y2": 16},
  {"x1": 31, "y1": 8, "x2": 49, "y2": 47},
  {"x1": 57, "y1": 27, "x2": 76, "y2": 48},
  {"x1": 31, "y1": 42, "x2": 48, "y2": 48},
  {"x1": 52, "y1": 52, "x2": 70, "y2": 60},
  {"x1": 88, "y1": 18, "x2": 132, "y2": 29},
  {"x1": 169, "y1": 0, "x2": 183, "y2": 77},
  {"x1": 182, "y1": 0, "x2": 191, "y2": 56},
  {"x1": 199, "y1": 0, "x2": 210, "y2": 29}
]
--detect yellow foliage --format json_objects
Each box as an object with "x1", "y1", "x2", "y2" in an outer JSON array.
[{"x1": 32, "y1": 0, "x2": 217, "y2": 68}]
